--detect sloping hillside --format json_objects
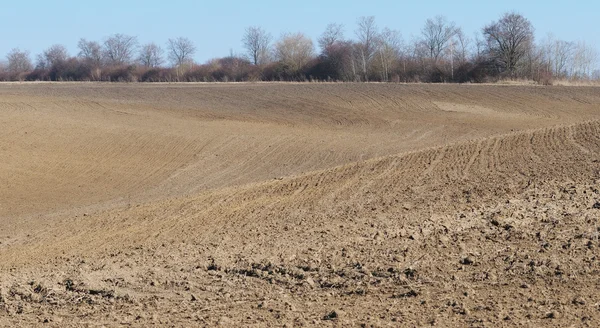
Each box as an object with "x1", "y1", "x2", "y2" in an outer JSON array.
[{"x1": 1, "y1": 84, "x2": 599, "y2": 326}]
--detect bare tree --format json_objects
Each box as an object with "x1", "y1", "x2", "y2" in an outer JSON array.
[
  {"x1": 399, "y1": 36, "x2": 424, "y2": 79},
  {"x1": 35, "y1": 54, "x2": 46, "y2": 70},
  {"x1": 7, "y1": 48, "x2": 32, "y2": 78},
  {"x1": 572, "y1": 41, "x2": 599, "y2": 79},
  {"x1": 453, "y1": 29, "x2": 471, "y2": 64},
  {"x1": 375, "y1": 28, "x2": 402, "y2": 81},
  {"x1": 37, "y1": 44, "x2": 69, "y2": 69},
  {"x1": 409, "y1": 35, "x2": 429, "y2": 67},
  {"x1": 318, "y1": 23, "x2": 345, "y2": 54},
  {"x1": 318, "y1": 39, "x2": 355, "y2": 81},
  {"x1": 274, "y1": 32, "x2": 314, "y2": 76},
  {"x1": 444, "y1": 30, "x2": 470, "y2": 80},
  {"x1": 242, "y1": 26, "x2": 272, "y2": 66},
  {"x1": 167, "y1": 37, "x2": 196, "y2": 75},
  {"x1": 473, "y1": 32, "x2": 486, "y2": 59},
  {"x1": 541, "y1": 34, "x2": 574, "y2": 78},
  {"x1": 317, "y1": 23, "x2": 351, "y2": 81},
  {"x1": 355, "y1": 16, "x2": 378, "y2": 81},
  {"x1": 523, "y1": 42, "x2": 543, "y2": 81},
  {"x1": 78, "y1": 39, "x2": 103, "y2": 67},
  {"x1": 138, "y1": 43, "x2": 164, "y2": 68},
  {"x1": 421, "y1": 16, "x2": 459, "y2": 63},
  {"x1": 103, "y1": 34, "x2": 138, "y2": 66},
  {"x1": 552, "y1": 40, "x2": 574, "y2": 78},
  {"x1": 77, "y1": 39, "x2": 103, "y2": 80},
  {"x1": 483, "y1": 12, "x2": 534, "y2": 76}
]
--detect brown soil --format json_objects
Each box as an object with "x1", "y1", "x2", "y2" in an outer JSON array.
[{"x1": 1, "y1": 83, "x2": 600, "y2": 327}]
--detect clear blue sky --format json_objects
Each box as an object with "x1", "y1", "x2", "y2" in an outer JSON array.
[{"x1": 0, "y1": 0, "x2": 598, "y2": 63}]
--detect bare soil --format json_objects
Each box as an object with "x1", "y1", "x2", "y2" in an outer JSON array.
[{"x1": 1, "y1": 83, "x2": 600, "y2": 327}]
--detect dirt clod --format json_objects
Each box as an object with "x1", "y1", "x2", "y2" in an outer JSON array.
[
  {"x1": 323, "y1": 310, "x2": 339, "y2": 321},
  {"x1": 460, "y1": 257, "x2": 474, "y2": 265}
]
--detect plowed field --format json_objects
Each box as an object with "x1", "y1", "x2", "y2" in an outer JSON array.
[{"x1": 1, "y1": 83, "x2": 600, "y2": 327}]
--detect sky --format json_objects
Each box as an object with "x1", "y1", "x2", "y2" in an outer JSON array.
[{"x1": 0, "y1": 0, "x2": 598, "y2": 63}]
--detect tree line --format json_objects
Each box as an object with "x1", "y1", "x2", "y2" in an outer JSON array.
[{"x1": 1, "y1": 11, "x2": 598, "y2": 83}]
